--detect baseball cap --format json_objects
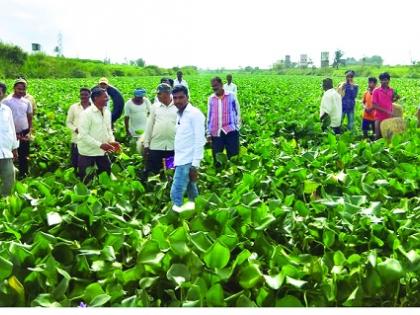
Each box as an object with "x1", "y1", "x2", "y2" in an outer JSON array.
[
  {"x1": 14, "y1": 78, "x2": 27, "y2": 87},
  {"x1": 98, "y1": 77, "x2": 109, "y2": 85},
  {"x1": 156, "y1": 83, "x2": 172, "y2": 94},
  {"x1": 134, "y1": 88, "x2": 146, "y2": 97}
]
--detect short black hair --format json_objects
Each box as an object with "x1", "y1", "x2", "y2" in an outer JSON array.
[
  {"x1": 172, "y1": 85, "x2": 189, "y2": 97},
  {"x1": 345, "y1": 70, "x2": 355, "y2": 76},
  {"x1": 80, "y1": 87, "x2": 91, "y2": 94},
  {"x1": 211, "y1": 76, "x2": 223, "y2": 84},
  {"x1": 0, "y1": 82, "x2": 6, "y2": 94},
  {"x1": 160, "y1": 77, "x2": 169, "y2": 83},
  {"x1": 368, "y1": 77, "x2": 378, "y2": 84},
  {"x1": 379, "y1": 72, "x2": 391, "y2": 80},
  {"x1": 91, "y1": 87, "x2": 106, "y2": 102},
  {"x1": 177, "y1": 71, "x2": 183, "y2": 75},
  {"x1": 323, "y1": 78, "x2": 333, "y2": 89}
]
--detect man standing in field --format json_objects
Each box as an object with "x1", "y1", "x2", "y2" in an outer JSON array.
[
  {"x1": 361, "y1": 77, "x2": 377, "y2": 138},
  {"x1": 2, "y1": 79, "x2": 33, "y2": 178},
  {"x1": 337, "y1": 70, "x2": 358, "y2": 131},
  {"x1": 0, "y1": 98, "x2": 19, "y2": 196},
  {"x1": 17, "y1": 77, "x2": 37, "y2": 115},
  {"x1": 142, "y1": 83, "x2": 177, "y2": 178},
  {"x1": 77, "y1": 88, "x2": 120, "y2": 183},
  {"x1": 92, "y1": 77, "x2": 124, "y2": 124},
  {"x1": 174, "y1": 71, "x2": 189, "y2": 89},
  {"x1": 66, "y1": 88, "x2": 92, "y2": 172},
  {"x1": 124, "y1": 88, "x2": 151, "y2": 140},
  {"x1": 372, "y1": 72, "x2": 399, "y2": 139},
  {"x1": 170, "y1": 85, "x2": 206, "y2": 212},
  {"x1": 223, "y1": 74, "x2": 238, "y2": 95},
  {"x1": 207, "y1": 77, "x2": 241, "y2": 166},
  {"x1": 320, "y1": 78, "x2": 342, "y2": 135}
]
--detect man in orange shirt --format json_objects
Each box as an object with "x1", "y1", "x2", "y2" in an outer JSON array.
[{"x1": 362, "y1": 77, "x2": 377, "y2": 138}]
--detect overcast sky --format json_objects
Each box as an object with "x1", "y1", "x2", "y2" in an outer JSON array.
[{"x1": 1, "y1": 0, "x2": 419, "y2": 69}]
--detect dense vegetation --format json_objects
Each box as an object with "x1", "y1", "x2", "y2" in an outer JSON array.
[
  {"x1": 0, "y1": 75, "x2": 419, "y2": 307},
  {"x1": 0, "y1": 41, "x2": 197, "y2": 79}
]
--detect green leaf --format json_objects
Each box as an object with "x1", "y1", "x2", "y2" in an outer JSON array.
[
  {"x1": 276, "y1": 295, "x2": 303, "y2": 307},
  {"x1": 322, "y1": 230, "x2": 335, "y2": 248},
  {"x1": 238, "y1": 264, "x2": 262, "y2": 289},
  {"x1": 90, "y1": 294, "x2": 111, "y2": 307},
  {"x1": 236, "y1": 294, "x2": 257, "y2": 307},
  {"x1": 166, "y1": 264, "x2": 191, "y2": 287},
  {"x1": 206, "y1": 284, "x2": 225, "y2": 307},
  {"x1": 377, "y1": 258, "x2": 404, "y2": 282},
  {"x1": 264, "y1": 274, "x2": 284, "y2": 290},
  {"x1": 83, "y1": 283, "x2": 105, "y2": 303},
  {"x1": 0, "y1": 256, "x2": 13, "y2": 281},
  {"x1": 333, "y1": 251, "x2": 346, "y2": 266},
  {"x1": 304, "y1": 180, "x2": 319, "y2": 194},
  {"x1": 203, "y1": 241, "x2": 230, "y2": 269}
]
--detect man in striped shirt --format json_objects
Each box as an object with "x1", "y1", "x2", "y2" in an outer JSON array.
[{"x1": 207, "y1": 77, "x2": 241, "y2": 166}]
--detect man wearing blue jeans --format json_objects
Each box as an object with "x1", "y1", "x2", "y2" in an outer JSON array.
[
  {"x1": 170, "y1": 85, "x2": 206, "y2": 212},
  {"x1": 338, "y1": 70, "x2": 358, "y2": 131}
]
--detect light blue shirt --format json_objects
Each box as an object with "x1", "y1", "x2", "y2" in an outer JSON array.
[{"x1": 174, "y1": 103, "x2": 206, "y2": 168}]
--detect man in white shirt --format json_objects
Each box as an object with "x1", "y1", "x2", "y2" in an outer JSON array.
[
  {"x1": 142, "y1": 83, "x2": 177, "y2": 178},
  {"x1": 223, "y1": 74, "x2": 238, "y2": 95},
  {"x1": 174, "y1": 71, "x2": 189, "y2": 90},
  {"x1": 0, "y1": 100, "x2": 19, "y2": 196},
  {"x1": 170, "y1": 85, "x2": 206, "y2": 212},
  {"x1": 124, "y1": 88, "x2": 151, "y2": 139},
  {"x1": 77, "y1": 88, "x2": 120, "y2": 183},
  {"x1": 66, "y1": 88, "x2": 91, "y2": 172},
  {"x1": 2, "y1": 79, "x2": 33, "y2": 178},
  {"x1": 320, "y1": 78, "x2": 342, "y2": 134}
]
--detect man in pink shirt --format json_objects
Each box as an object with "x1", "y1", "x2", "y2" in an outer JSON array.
[{"x1": 372, "y1": 72, "x2": 399, "y2": 139}]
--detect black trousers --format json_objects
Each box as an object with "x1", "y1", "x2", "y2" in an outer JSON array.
[
  {"x1": 211, "y1": 130, "x2": 240, "y2": 160},
  {"x1": 78, "y1": 154, "x2": 111, "y2": 183},
  {"x1": 16, "y1": 129, "x2": 30, "y2": 178},
  {"x1": 71, "y1": 143, "x2": 79, "y2": 171},
  {"x1": 145, "y1": 150, "x2": 174, "y2": 175}
]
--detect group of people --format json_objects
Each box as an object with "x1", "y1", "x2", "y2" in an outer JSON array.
[
  {"x1": 319, "y1": 70, "x2": 405, "y2": 139},
  {"x1": 0, "y1": 72, "x2": 241, "y2": 212}
]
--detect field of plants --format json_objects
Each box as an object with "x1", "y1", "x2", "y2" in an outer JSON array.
[{"x1": 0, "y1": 75, "x2": 420, "y2": 307}]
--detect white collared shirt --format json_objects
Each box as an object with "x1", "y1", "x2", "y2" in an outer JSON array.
[
  {"x1": 66, "y1": 102, "x2": 91, "y2": 143},
  {"x1": 143, "y1": 100, "x2": 177, "y2": 150},
  {"x1": 174, "y1": 79, "x2": 189, "y2": 88},
  {"x1": 175, "y1": 103, "x2": 206, "y2": 168},
  {"x1": 223, "y1": 82, "x2": 238, "y2": 95},
  {"x1": 320, "y1": 88, "x2": 342, "y2": 128},
  {"x1": 2, "y1": 95, "x2": 32, "y2": 132},
  {"x1": 0, "y1": 103, "x2": 19, "y2": 159},
  {"x1": 77, "y1": 105, "x2": 115, "y2": 156}
]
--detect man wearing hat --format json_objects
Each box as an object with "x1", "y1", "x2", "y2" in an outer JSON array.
[
  {"x1": 92, "y1": 77, "x2": 124, "y2": 124},
  {"x1": 2, "y1": 78, "x2": 33, "y2": 178},
  {"x1": 142, "y1": 83, "x2": 177, "y2": 178},
  {"x1": 124, "y1": 88, "x2": 151, "y2": 140}
]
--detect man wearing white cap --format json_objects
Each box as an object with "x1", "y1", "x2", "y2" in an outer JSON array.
[{"x1": 93, "y1": 77, "x2": 124, "y2": 124}]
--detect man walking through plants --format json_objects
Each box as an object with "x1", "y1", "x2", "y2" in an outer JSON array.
[
  {"x1": 124, "y1": 88, "x2": 151, "y2": 141},
  {"x1": 372, "y1": 72, "x2": 400, "y2": 139},
  {"x1": 2, "y1": 78, "x2": 33, "y2": 178},
  {"x1": 207, "y1": 77, "x2": 241, "y2": 166},
  {"x1": 337, "y1": 70, "x2": 358, "y2": 131},
  {"x1": 320, "y1": 78, "x2": 342, "y2": 134},
  {"x1": 361, "y1": 77, "x2": 377, "y2": 138},
  {"x1": 170, "y1": 85, "x2": 206, "y2": 212},
  {"x1": 0, "y1": 98, "x2": 19, "y2": 196},
  {"x1": 142, "y1": 83, "x2": 177, "y2": 179},
  {"x1": 77, "y1": 88, "x2": 120, "y2": 183},
  {"x1": 66, "y1": 88, "x2": 92, "y2": 172},
  {"x1": 223, "y1": 74, "x2": 238, "y2": 95}
]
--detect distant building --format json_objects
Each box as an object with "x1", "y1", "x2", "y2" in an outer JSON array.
[
  {"x1": 299, "y1": 54, "x2": 308, "y2": 67},
  {"x1": 32, "y1": 43, "x2": 41, "y2": 52},
  {"x1": 321, "y1": 51, "x2": 329, "y2": 68},
  {"x1": 285, "y1": 55, "x2": 291, "y2": 68}
]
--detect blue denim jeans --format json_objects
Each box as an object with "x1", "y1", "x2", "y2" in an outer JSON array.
[
  {"x1": 342, "y1": 111, "x2": 354, "y2": 131},
  {"x1": 170, "y1": 163, "x2": 199, "y2": 207}
]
